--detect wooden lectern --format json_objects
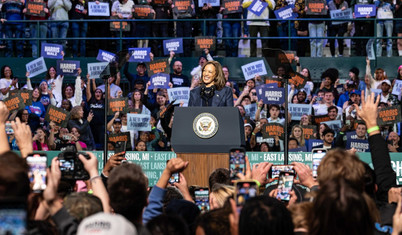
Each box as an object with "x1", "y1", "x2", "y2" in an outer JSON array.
[{"x1": 171, "y1": 107, "x2": 245, "y2": 187}]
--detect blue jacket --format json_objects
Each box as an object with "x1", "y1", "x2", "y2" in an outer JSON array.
[{"x1": 188, "y1": 86, "x2": 233, "y2": 107}]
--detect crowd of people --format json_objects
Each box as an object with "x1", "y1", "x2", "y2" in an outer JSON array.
[{"x1": 1, "y1": 0, "x2": 402, "y2": 57}]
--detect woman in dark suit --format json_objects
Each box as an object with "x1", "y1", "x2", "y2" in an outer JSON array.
[{"x1": 188, "y1": 61, "x2": 234, "y2": 107}]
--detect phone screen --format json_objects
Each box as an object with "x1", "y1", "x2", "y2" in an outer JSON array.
[
  {"x1": 235, "y1": 181, "x2": 258, "y2": 207},
  {"x1": 168, "y1": 173, "x2": 180, "y2": 184},
  {"x1": 59, "y1": 159, "x2": 74, "y2": 172},
  {"x1": 312, "y1": 149, "x2": 327, "y2": 178},
  {"x1": 27, "y1": 154, "x2": 47, "y2": 192},
  {"x1": 276, "y1": 172, "x2": 295, "y2": 201},
  {"x1": 0, "y1": 201, "x2": 27, "y2": 235},
  {"x1": 229, "y1": 149, "x2": 245, "y2": 181},
  {"x1": 5, "y1": 122, "x2": 13, "y2": 135},
  {"x1": 195, "y1": 188, "x2": 209, "y2": 213},
  {"x1": 270, "y1": 165, "x2": 295, "y2": 179}
]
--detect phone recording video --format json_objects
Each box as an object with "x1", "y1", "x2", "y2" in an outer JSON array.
[
  {"x1": 195, "y1": 188, "x2": 209, "y2": 213},
  {"x1": 276, "y1": 172, "x2": 295, "y2": 202},
  {"x1": 312, "y1": 148, "x2": 327, "y2": 178},
  {"x1": 27, "y1": 153, "x2": 47, "y2": 192},
  {"x1": 168, "y1": 173, "x2": 180, "y2": 184},
  {"x1": 269, "y1": 165, "x2": 295, "y2": 179},
  {"x1": 5, "y1": 122, "x2": 13, "y2": 135},
  {"x1": 229, "y1": 148, "x2": 246, "y2": 181},
  {"x1": 114, "y1": 141, "x2": 127, "y2": 155},
  {"x1": 235, "y1": 180, "x2": 258, "y2": 207},
  {"x1": 0, "y1": 200, "x2": 27, "y2": 235}
]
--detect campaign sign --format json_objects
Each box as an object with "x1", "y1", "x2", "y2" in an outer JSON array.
[
  {"x1": 290, "y1": 146, "x2": 307, "y2": 152},
  {"x1": 110, "y1": 17, "x2": 130, "y2": 31},
  {"x1": 167, "y1": 87, "x2": 190, "y2": 106},
  {"x1": 198, "y1": 0, "x2": 220, "y2": 7},
  {"x1": 289, "y1": 72, "x2": 307, "y2": 89},
  {"x1": 366, "y1": 38, "x2": 375, "y2": 60},
  {"x1": 96, "y1": 49, "x2": 116, "y2": 62},
  {"x1": 128, "y1": 48, "x2": 151, "y2": 62},
  {"x1": 302, "y1": 125, "x2": 317, "y2": 140},
  {"x1": 378, "y1": 106, "x2": 402, "y2": 126},
  {"x1": 149, "y1": 73, "x2": 170, "y2": 89},
  {"x1": 371, "y1": 88, "x2": 382, "y2": 97},
  {"x1": 41, "y1": 43, "x2": 63, "y2": 59},
  {"x1": 307, "y1": 139, "x2": 323, "y2": 151},
  {"x1": 288, "y1": 104, "x2": 312, "y2": 121},
  {"x1": 346, "y1": 131, "x2": 358, "y2": 140},
  {"x1": 87, "y1": 62, "x2": 109, "y2": 79},
  {"x1": 26, "y1": 57, "x2": 47, "y2": 78},
  {"x1": 257, "y1": 87, "x2": 284, "y2": 105},
  {"x1": 346, "y1": 139, "x2": 370, "y2": 152},
  {"x1": 264, "y1": 76, "x2": 283, "y2": 88},
  {"x1": 173, "y1": 0, "x2": 192, "y2": 13},
  {"x1": 3, "y1": 95, "x2": 25, "y2": 112},
  {"x1": 248, "y1": 0, "x2": 268, "y2": 16},
  {"x1": 108, "y1": 132, "x2": 132, "y2": 151},
  {"x1": 163, "y1": 38, "x2": 183, "y2": 55},
  {"x1": 108, "y1": 97, "x2": 128, "y2": 115},
  {"x1": 153, "y1": 0, "x2": 166, "y2": 6},
  {"x1": 241, "y1": 60, "x2": 268, "y2": 81},
  {"x1": 244, "y1": 103, "x2": 257, "y2": 120},
  {"x1": 195, "y1": 36, "x2": 216, "y2": 51},
  {"x1": 45, "y1": 105, "x2": 71, "y2": 127},
  {"x1": 330, "y1": 8, "x2": 352, "y2": 25},
  {"x1": 392, "y1": 80, "x2": 402, "y2": 96},
  {"x1": 147, "y1": 59, "x2": 170, "y2": 76},
  {"x1": 306, "y1": 0, "x2": 327, "y2": 15},
  {"x1": 88, "y1": 2, "x2": 110, "y2": 16},
  {"x1": 10, "y1": 90, "x2": 33, "y2": 106},
  {"x1": 57, "y1": 60, "x2": 80, "y2": 76},
  {"x1": 354, "y1": 4, "x2": 376, "y2": 18},
  {"x1": 26, "y1": 2, "x2": 45, "y2": 17},
  {"x1": 133, "y1": 5, "x2": 154, "y2": 19},
  {"x1": 274, "y1": 5, "x2": 298, "y2": 20},
  {"x1": 261, "y1": 123, "x2": 284, "y2": 139},
  {"x1": 127, "y1": 113, "x2": 151, "y2": 131},
  {"x1": 313, "y1": 115, "x2": 330, "y2": 124},
  {"x1": 222, "y1": 0, "x2": 242, "y2": 14},
  {"x1": 322, "y1": 120, "x2": 342, "y2": 133}
]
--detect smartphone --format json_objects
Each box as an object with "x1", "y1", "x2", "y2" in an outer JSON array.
[
  {"x1": 229, "y1": 148, "x2": 246, "y2": 181},
  {"x1": 194, "y1": 188, "x2": 209, "y2": 213},
  {"x1": 316, "y1": 97, "x2": 323, "y2": 102},
  {"x1": 235, "y1": 180, "x2": 259, "y2": 208},
  {"x1": 114, "y1": 141, "x2": 127, "y2": 155},
  {"x1": 312, "y1": 148, "x2": 327, "y2": 178},
  {"x1": 0, "y1": 199, "x2": 27, "y2": 235},
  {"x1": 276, "y1": 172, "x2": 295, "y2": 202},
  {"x1": 26, "y1": 153, "x2": 47, "y2": 192},
  {"x1": 168, "y1": 173, "x2": 180, "y2": 184},
  {"x1": 5, "y1": 122, "x2": 13, "y2": 135},
  {"x1": 269, "y1": 165, "x2": 295, "y2": 179}
]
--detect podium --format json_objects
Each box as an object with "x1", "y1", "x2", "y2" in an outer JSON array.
[{"x1": 171, "y1": 107, "x2": 245, "y2": 186}]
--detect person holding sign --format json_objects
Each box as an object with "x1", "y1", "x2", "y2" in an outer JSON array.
[
  {"x1": 188, "y1": 61, "x2": 233, "y2": 106},
  {"x1": 24, "y1": 0, "x2": 49, "y2": 58},
  {"x1": 220, "y1": 0, "x2": 242, "y2": 57},
  {"x1": 375, "y1": 0, "x2": 394, "y2": 57},
  {"x1": 48, "y1": 0, "x2": 72, "y2": 49},
  {"x1": 25, "y1": 87, "x2": 46, "y2": 123},
  {"x1": 111, "y1": 0, "x2": 135, "y2": 51},
  {"x1": 69, "y1": 0, "x2": 88, "y2": 57},
  {"x1": 0, "y1": 65, "x2": 19, "y2": 101},
  {"x1": 328, "y1": 0, "x2": 349, "y2": 57}
]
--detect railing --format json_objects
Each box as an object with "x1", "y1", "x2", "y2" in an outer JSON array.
[{"x1": 3, "y1": 18, "x2": 402, "y2": 56}]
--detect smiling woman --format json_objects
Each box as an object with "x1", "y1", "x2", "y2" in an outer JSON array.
[{"x1": 188, "y1": 61, "x2": 233, "y2": 107}]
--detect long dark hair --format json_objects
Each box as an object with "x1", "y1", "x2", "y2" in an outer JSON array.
[
  {"x1": 1, "y1": 65, "x2": 13, "y2": 78},
  {"x1": 45, "y1": 66, "x2": 58, "y2": 80}
]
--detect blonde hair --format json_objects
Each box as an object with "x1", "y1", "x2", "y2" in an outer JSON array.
[
  {"x1": 70, "y1": 106, "x2": 83, "y2": 120},
  {"x1": 290, "y1": 125, "x2": 305, "y2": 147},
  {"x1": 210, "y1": 184, "x2": 234, "y2": 209}
]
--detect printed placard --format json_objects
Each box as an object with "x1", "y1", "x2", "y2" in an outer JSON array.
[
  {"x1": 198, "y1": 0, "x2": 220, "y2": 7},
  {"x1": 241, "y1": 60, "x2": 268, "y2": 81},
  {"x1": 57, "y1": 60, "x2": 80, "y2": 76},
  {"x1": 306, "y1": 0, "x2": 327, "y2": 15},
  {"x1": 149, "y1": 73, "x2": 170, "y2": 89},
  {"x1": 10, "y1": 90, "x2": 32, "y2": 106},
  {"x1": 248, "y1": 0, "x2": 268, "y2": 16},
  {"x1": 307, "y1": 139, "x2": 323, "y2": 151},
  {"x1": 313, "y1": 115, "x2": 330, "y2": 124},
  {"x1": 346, "y1": 139, "x2": 370, "y2": 152},
  {"x1": 88, "y1": 2, "x2": 110, "y2": 16},
  {"x1": 25, "y1": 2, "x2": 45, "y2": 17},
  {"x1": 45, "y1": 105, "x2": 71, "y2": 127},
  {"x1": 167, "y1": 87, "x2": 190, "y2": 106},
  {"x1": 163, "y1": 38, "x2": 183, "y2": 55},
  {"x1": 147, "y1": 59, "x2": 170, "y2": 76},
  {"x1": 261, "y1": 123, "x2": 284, "y2": 139},
  {"x1": 26, "y1": 57, "x2": 48, "y2": 78},
  {"x1": 346, "y1": 131, "x2": 358, "y2": 140},
  {"x1": 302, "y1": 125, "x2": 317, "y2": 140},
  {"x1": 3, "y1": 95, "x2": 25, "y2": 112},
  {"x1": 110, "y1": 18, "x2": 130, "y2": 31},
  {"x1": 173, "y1": 0, "x2": 192, "y2": 13},
  {"x1": 127, "y1": 113, "x2": 151, "y2": 131},
  {"x1": 366, "y1": 38, "x2": 375, "y2": 60},
  {"x1": 354, "y1": 4, "x2": 376, "y2": 18},
  {"x1": 128, "y1": 48, "x2": 151, "y2": 62},
  {"x1": 264, "y1": 76, "x2": 283, "y2": 88},
  {"x1": 289, "y1": 72, "x2": 307, "y2": 89},
  {"x1": 153, "y1": 0, "x2": 166, "y2": 6},
  {"x1": 195, "y1": 36, "x2": 216, "y2": 51},
  {"x1": 290, "y1": 146, "x2": 307, "y2": 152},
  {"x1": 322, "y1": 120, "x2": 342, "y2": 133},
  {"x1": 222, "y1": 0, "x2": 242, "y2": 14},
  {"x1": 244, "y1": 103, "x2": 257, "y2": 119},
  {"x1": 108, "y1": 97, "x2": 128, "y2": 115},
  {"x1": 133, "y1": 5, "x2": 154, "y2": 19},
  {"x1": 288, "y1": 104, "x2": 312, "y2": 121},
  {"x1": 256, "y1": 87, "x2": 285, "y2": 105},
  {"x1": 41, "y1": 43, "x2": 63, "y2": 59},
  {"x1": 87, "y1": 62, "x2": 109, "y2": 79},
  {"x1": 392, "y1": 80, "x2": 402, "y2": 96},
  {"x1": 371, "y1": 88, "x2": 381, "y2": 96},
  {"x1": 274, "y1": 5, "x2": 298, "y2": 20},
  {"x1": 377, "y1": 106, "x2": 402, "y2": 126},
  {"x1": 330, "y1": 8, "x2": 352, "y2": 25},
  {"x1": 108, "y1": 132, "x2": 132, "y2": 150},
  {"x1": 96, "y1": 49, "x2": 116, "y2": 62}
]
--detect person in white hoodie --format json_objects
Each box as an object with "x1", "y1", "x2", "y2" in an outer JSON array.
[{"x1": 48, "y1": 0, "x2": 72, "y2": 48}]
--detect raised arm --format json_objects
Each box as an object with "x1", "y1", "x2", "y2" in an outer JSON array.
[
  {"x1": 86, "y1": 74, "x2": 92, "y2": 102},
  {"x1": 0, "y1": 102, "x2": 10, "y2": 154}
]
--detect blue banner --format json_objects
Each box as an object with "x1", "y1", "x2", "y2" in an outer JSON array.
[
  {"x1": 96, "y1": 49, "x2": 116, "y2": 62},
  {"x1": 256, "y1": 87, "x2": 285, "y2": 104},
  {"x1": 163, "y1": 38, "x2": 184, "y2": 55},
  {"x1": 57, "y1": 60, "x2": 80, "y2": 76},
  {"x1": 41, "y1": 42, "x2": 63, "y2": 59},
  {"x1": 274, "y1": 5, "x2": 299, "y2": 20},
  {"x1": 346, "y1": 139, "x2": 370, "y2": 152},
  {"x1": 248, "y1": 0, "x2": 268, "y2": 16},
  {"x1": 354, "y1": 4, "x2": 376, "y2": 18},
  {"x1": 307, "y1": 139, "x2": 323, "y2": 151},
  {"x1": 167, "y1": 87, "x2": 190, "y2": 107},
  {"x1": 128, "y1": 48, "x2": 151, "y2": 62},
  {"x1": 149, "y1": 73, "x2": 170, "y2": 89}
]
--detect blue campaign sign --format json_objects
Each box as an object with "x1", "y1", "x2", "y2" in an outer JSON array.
[
  {"x1": 346, "y1": 139, "x2": 370, "y2": 152},
  {"x1": 96, "y1": 49, "x2": 116, "y2": 62},
  {"x1": 307, "y1": 139, "x2": 323, "y2": 151},
  {"x1": 57, "y1": 60, "x2": 80, "y2": 76},
  {"x1": 346, "y1": 131, "x2": 358, "y2": 140},
  {"x1": 274, "y1": 5, "x2": 298, "y2": 20},
  {"x1": 354, "y1": 4, "x2": 376, "y2": 18},
  {"x1": 149, "y1": 73, "x2": 170, "y2": 89},
  {"x1": 41, "y1": 42, "x2": 63, "y2": 59},
  {"x1": 257, "y1": 87, "x2": 285, "y2": 105},
  {"x1": 128, "y1": 48, "x2": 151, "y2": 62},
  {"x1": 248, "y1": 0, "x2": 268, "y2": 16},
  {"x1": 163, "y1": 38, "x2": 184, "y2": 55}
]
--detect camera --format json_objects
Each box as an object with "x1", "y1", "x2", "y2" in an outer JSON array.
[{"x1": 58, "y1": 147, "x2": 90, "y2": 180}]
